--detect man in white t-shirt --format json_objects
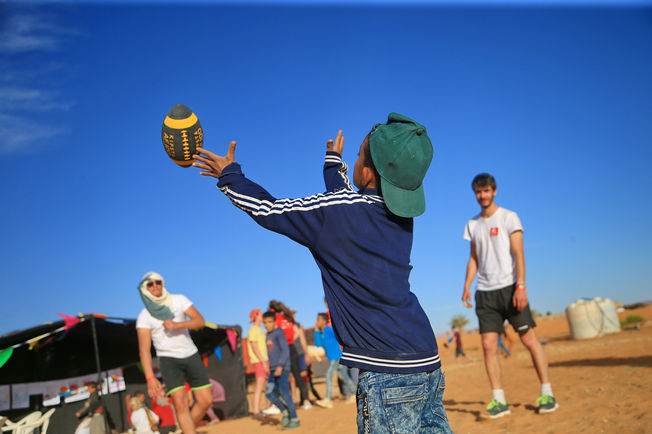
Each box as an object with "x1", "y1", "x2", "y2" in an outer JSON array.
[
  {"x1": 136, "y1": 271, "x2": 212, "y2": 434},
  {"x1": 462, "y1": 173, "x2": 557, "y2": 418}
]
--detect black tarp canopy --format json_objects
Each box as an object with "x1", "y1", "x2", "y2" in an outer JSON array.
[
  {"x1": 0, "y1": 315, "x2": 224, "y2": 384},
  {"x1": 0, "y1": 315, "x2": 249, "y2": 432}
]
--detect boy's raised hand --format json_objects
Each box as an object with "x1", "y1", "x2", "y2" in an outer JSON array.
[
  {"x1": 326, "y1": 130, "x2": 344, "y2": 154},
  {"x1": 193, "y1": 141, "x2": 237, "y2": 178}
]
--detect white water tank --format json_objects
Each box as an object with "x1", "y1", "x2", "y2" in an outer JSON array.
[
  {"x1": 595, "y1": 297, "x2": 621, "y2": 334},
  {"x1": 566, "y1": 297, "x2": 621, "y2": 340}
]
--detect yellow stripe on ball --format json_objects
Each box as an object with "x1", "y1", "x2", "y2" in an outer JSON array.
[
  {"x1": 172, "y1": 158, "x2": 194, "y2": 167},
  {"x1": 164, "y1": 113, "x2": 198, "y2": 129}
]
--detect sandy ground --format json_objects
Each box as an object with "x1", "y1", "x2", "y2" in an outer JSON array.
[{"x1": 198, "y1": 304, "x2": 652, "y2": 433}]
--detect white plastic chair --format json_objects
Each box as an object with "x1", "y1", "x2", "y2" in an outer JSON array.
[
  {"x1": 14, "y1": 408, "x2": 55, "y2": 434},
  {"x1": 0, "y1": 412, "x2": 41, "y2": 433}
]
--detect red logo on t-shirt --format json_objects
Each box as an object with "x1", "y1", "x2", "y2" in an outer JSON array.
[{"x1": 490, "y1": 227, "x2": 499, "y2": 237}]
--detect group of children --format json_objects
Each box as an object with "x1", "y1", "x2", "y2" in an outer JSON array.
[{"x1": 246, "y1": 300, "x2": 357, "y2": 430}]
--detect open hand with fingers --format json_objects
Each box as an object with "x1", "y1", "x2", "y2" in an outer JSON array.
[
  {"x1": 326, "y1": 130, "x2": 344, "y2": 154},
  {"x1": 193, "y1": 141, "x2": 237, "y2": 178}
]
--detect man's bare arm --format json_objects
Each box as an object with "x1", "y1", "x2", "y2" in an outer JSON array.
[
  {"x1": 296, "y1": 323, "x2": 310, "y2": 365},
  {"x1": 510, "y1": 230, "x2": 528, "y2": 311},
  {"x1": 462, "y1": 242, "x2": 478, "y2": 308},
  {"x1": 163, "y1": 306, "x2": 205, "y2": 331},
  {"x1": 137, "y1": 328, "x2": 165, "y2": 399},
  {"x1": 250, "y1": 340, "x2": 269, "y2": 373}
]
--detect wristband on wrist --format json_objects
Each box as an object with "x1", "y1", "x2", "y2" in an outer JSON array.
[
  {"x1": 146, "y1": 376, "x2": 156, "y2": 382},
  {"x1": 515, "y1": 283, "x2": 526, "y2": 291}
]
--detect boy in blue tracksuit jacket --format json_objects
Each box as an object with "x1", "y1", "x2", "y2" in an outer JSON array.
[
  {"x1": 194, "y1": 113, "x2": 452, "y2": 433},
  {"x1": 263, "y1": 311, "x2": 299, "y2": 429}
]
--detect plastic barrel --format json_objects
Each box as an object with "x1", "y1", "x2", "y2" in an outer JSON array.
[
  {"x1": 595, "y1": 297, "x2": 621, "y2": 334},
  {"x1": 566, "y1": 299, "x2": 603, "y2": 339}
]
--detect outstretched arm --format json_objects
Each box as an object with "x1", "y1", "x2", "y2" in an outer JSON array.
[
  {"x1": 194, "y1": 142, "x2": 345, "y2": 249},
  {"x1": 324, "y1": 130, "x2": 354, "y2": 193}
]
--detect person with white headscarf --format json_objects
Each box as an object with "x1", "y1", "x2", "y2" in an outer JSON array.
[{"x1": 136, "y1": 272, "x2": 212, "y2": 434}]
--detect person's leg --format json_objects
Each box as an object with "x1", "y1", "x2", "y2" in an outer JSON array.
[
  {"x1": 482, "y1": 332, "x2": 501, "y2": 389},
  {"x1": 306, "y1": 368, "x2": 322, "y2": 401},
  {"x1": 160, "y1": 356, "x2": 196, "y2": 433},
  {"x1": 519, "y1": 328, "x2": 550, "y2": 383},
  {"x1": 289, "y1": 372, "x2": 297, "y2": 402},
  {"x1": 348, "y1": 367, "x2": 359, "y2": 386},
  {"x1": 252, "y1": 363, "x2": 267, "y2": 414},
  {"x1": 297, "y1": 353, "x2": 311, "y2": 408},
  {"x1": 183, "y1": 353, "x2": 212, "y2": 425},
  {"x1": 190, "y1": 386, "x2": 212, "y2": 425},
  {"x1": 336, "y1": 363, "x2": 357, "y2": 398},
  {"x1": 325, "y1": 359, "x2": 337, "y2": 400},
  {"x1": 277, "y1": 370, "x2": 298, "y2": 421},
  {"x1": 498, "y1": 337, "x2": 511, "y2": 357},
  {"x1": 355, "y1": 369, "x2": 452, "y2": 434},
  {"x1": 289, "y1": 345, "x2": 309, "y2": 404},
  {"x1": 170, "y1": 388, "x2": 195, "y2": 434},
  {"x1": 265, "y1": 372, "x2": 287, "y2": 414},
  {"x1": 205, "y1": 406, "x2": 218, "y2": 421},
  {"x1": 476, "y1": 287, "x2": 512, "y2": 417},
  {"x1": 254, "y1": 376, "x2": 267, "y2": 413}
]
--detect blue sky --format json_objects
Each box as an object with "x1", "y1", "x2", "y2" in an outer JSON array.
[{"x1": 1, "y1": 1, "x2": 651, "y2": 338}]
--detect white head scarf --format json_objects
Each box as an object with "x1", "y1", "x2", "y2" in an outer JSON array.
[{"x1": 138, "y1": 271, "x2": 174, "y2": 320}]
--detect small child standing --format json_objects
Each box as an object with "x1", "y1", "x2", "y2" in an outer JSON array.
[
  {"x1": 263, "y1": 311, "x2": 300, "y2": 429},
  {"x1": 314, "y1": 313, "x2": 356, "y2": 408}
]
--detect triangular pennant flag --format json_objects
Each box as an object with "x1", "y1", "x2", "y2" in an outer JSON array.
[
  {"x1": 214, "y1": 346, "x2": 222, "y2": 360},
  {"x1": 226, "y1": 329, "x2": 237, "y2": 353},
  {"x1": 57, "y1": 313, "x2": 81, "y2": 330},
  {"x1": 0, "y1": 348, "x2": 13, "y2": 369}
]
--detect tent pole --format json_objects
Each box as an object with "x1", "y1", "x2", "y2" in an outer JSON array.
[{"x1": 90, "y1": 314, "x2": 110, "y2": 433}]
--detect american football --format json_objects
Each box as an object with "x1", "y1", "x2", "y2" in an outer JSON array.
[{"x1": 161, "y1": 103, "x2": 204, "y2": 167}]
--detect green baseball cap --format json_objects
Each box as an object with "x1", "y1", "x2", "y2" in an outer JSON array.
[{"x1": 369, "y1": 113, "x2": 433, "y2": 218}]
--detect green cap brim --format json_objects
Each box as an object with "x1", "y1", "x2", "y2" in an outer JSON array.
[{"x1": 380, "y1": 177, "x2": 426, "y2": 218}]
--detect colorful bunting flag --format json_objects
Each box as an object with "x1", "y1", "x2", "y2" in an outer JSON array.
[
  {"x1": 226, "y1": 329, "x2": 237, "y2": 353},
  {"x1": 57, "y1": 313, "x2": 81, "y2": 330},
  {"x1": 0, "y1": 348, "x2": 13, "y2": 369}
]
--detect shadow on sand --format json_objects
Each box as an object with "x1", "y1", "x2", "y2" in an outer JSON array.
[
  {"x1": 257, "y1": 415, "x2": 282, "y2": 427},
  {"x1": 549, "y1": 355, "x2": 652, "y2": 368},
  {"x1": 443, "y1": 400, "x2": 527, "y2": 421}
]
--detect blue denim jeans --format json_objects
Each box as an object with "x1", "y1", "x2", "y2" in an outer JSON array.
[
  {"x1": 265, "y1": 369, "x2": 297, "y2": 419},
  {"x1": 356, "y1": 368, "x2": 452, "y2": 434},
  {"x1": 326, "y1": 359, "x2": 356, "y2": 399}
]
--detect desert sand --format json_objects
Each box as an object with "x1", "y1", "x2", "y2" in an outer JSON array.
[{"x1": 199, "y1": 304, "x2": 652, "y2": 433}]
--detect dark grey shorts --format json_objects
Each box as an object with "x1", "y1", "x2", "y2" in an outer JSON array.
[
  {"x1": 159, "y1": 352, "x2": 210, "y2": 395},
  {"x1": 475, "y1": 283, "x2": 536, "y2": 334}
]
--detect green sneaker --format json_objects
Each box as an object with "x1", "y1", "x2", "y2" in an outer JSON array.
[
  {"x1": 486, "y1": 399, "x2": 511, "y2": 418},
  {"x1": 537, "y1": 395, "x2": 559, "y2": 413},
  {"x1": 283, "y1": 419, "x2": 301, "y2": 429}
]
